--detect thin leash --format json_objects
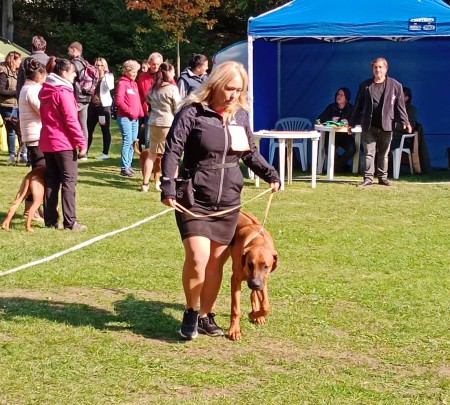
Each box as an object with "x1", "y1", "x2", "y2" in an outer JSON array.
[
  {"x1": 261, "y1": 191, "x2": 274, "y2": 228},
  {"x1": 173, "y1": 188, "x2": 275, "y2": 223}
]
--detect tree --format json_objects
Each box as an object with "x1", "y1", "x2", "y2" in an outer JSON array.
[
  {"x1": 1, "y1": 0, "x2": 13, "y2": 40},
  {"x1": 126, "y1": 0, "x2": 219, "y2": 74}
]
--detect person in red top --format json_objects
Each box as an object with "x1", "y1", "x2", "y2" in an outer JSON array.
[
  {"x1": 136, "y1": 52, "x2": 163, "y2": 148},
  {"x1": 39, "y1": 57, "x2": 88, "y2": 230},
  {"x1": 115, "y1": 59, "x2": 144, "y2": 176}
]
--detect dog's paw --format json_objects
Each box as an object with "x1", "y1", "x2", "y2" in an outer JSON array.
[
  {"x1": 249, "y1": 311, "x2": 266, "y2": 325},
  {"x1": 227, "y1": 328, "x2": 241, "y2": 341}
]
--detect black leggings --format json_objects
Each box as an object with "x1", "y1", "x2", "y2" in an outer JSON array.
[{"x1": 87, "y1": 105, "x2": 112, "y2": 155}]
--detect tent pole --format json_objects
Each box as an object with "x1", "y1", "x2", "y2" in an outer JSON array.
[
  {"x1": 277, "y1": 41, "x2": 281, "y2": 120},
  {"x1": 248, "y1": 35, "x2": 254, "y2": 131}
]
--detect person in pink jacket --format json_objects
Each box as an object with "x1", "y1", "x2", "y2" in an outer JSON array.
[
  {"x1": 115, "y1": 59, "x2": 144, "y2": 176},
  {"x1": 39, "y1": 57, "x2": 88, "y2": 230}
]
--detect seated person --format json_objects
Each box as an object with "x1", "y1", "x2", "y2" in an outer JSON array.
[
  {"x1": 317, "y1": 87, "x2": 356, "y2": 172},
  {"x1": 391, "y1": 87, "x2": 417, "y2": 150}
]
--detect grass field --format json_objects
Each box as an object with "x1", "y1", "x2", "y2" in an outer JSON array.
[{"x1": 1, "y1": 126, "x2": 449, "y2": 404}]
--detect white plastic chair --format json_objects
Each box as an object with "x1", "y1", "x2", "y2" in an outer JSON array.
[
  {"x1": 391, "y1": 132, "x2": 416, "y2": 179},
  {"x1": 269, "y1": 117, "x2": 312, "y2": 171}
]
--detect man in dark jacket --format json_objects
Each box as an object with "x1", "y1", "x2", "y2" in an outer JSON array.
[
  {"x1": 350, "y1": 57, "x2": 411, "y2": 187},
  {"x1": 177, "y1": 54, "x2": 208, "y2": 99},
  {"x1": 68, "y1": 41, "x2": 91, "y2": 156}
]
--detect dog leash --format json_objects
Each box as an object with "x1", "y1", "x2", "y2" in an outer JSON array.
[
  {"x1": 173, "y1": 187, "x2": 274, "y2": 220},
  {"x1": 261, "y1": 191, "x2": 274, "y2": 228}
]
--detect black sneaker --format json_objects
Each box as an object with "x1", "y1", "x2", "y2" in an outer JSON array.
[
  {"x1": 378, "y1": 178, "x2": 391, "y2": 186},
  {"x1": 198, "y1": 313, "x2": 224, "y2": 337},
  {"x1": 45, "y1": 222, "x2": 63, "y2": 230},
  {"x1": 180, "y1": 308, "x2": 198, "y2": 340},
  {"x1": 64, "y1": 221, "x2": 87, "y2": 231},
  {"x1": 120, "y1": 167, "x2": 135, "y2": 177}
]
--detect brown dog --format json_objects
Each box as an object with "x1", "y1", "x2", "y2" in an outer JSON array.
[
  {"x1": 228, "y1": 210, "x2": 278, "y2": 340},
  {"x1": 2, "y1": 166, "x2": 45, "y2": 232},
  {"x1": 133, "y1": 140, "x2": 161, "y2": 182}
]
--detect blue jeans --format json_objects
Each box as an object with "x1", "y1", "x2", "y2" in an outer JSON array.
[
  {"x1": 0, "y1": 106, "x2": 18, "y2": 156},
  {"x1": 118, "y1": 116, "x2": 139, "y2": 169}
]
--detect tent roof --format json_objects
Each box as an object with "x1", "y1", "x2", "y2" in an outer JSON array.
[
  {"x1": 0, "y1": 37, "x2": 29, "y2": 61},
  {"x1": 248, "y1": 0, "x2": 450, "y2": 38}
]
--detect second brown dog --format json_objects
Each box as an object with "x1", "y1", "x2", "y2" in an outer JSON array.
[
  {"x1": 2, "y1": 166, "x2": 45, "y2": 232},
  {"x1": 133, "y1": 140, "x2": 161, "y2": 183},
  {"x1": 228, "y1": 210, "x2": 278, "y2": 341}
]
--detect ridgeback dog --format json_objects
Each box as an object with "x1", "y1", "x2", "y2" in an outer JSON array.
[
  {"x1": 133, "y1": 140, "x2": 161, "y2": 183},
  {"x1": 2, "y1": 166, "x2": 45, "y2": 232},
  {"x1": 228, "y1": 210, "x2": 278, "y2": 341}
]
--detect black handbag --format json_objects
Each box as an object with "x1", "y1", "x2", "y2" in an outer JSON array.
[{"x1": 175, "y1": 178, "x2": 195, "y2": 209}]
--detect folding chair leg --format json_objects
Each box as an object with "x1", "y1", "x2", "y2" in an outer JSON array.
[
  {"x1": 301, "y1": 141, "x2": 308, "y2": 171},
  {"x1": 393, "y1": 150, "x2": 400, "y2": 179}
]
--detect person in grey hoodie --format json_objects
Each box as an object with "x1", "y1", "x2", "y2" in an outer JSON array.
[{"x1": 16, "y1": 35, "x2": 50, "y2": 98}]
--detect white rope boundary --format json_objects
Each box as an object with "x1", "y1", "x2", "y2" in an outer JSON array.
[{"x1": 0, "y1": 208, "x2": 174, "y2": 277}]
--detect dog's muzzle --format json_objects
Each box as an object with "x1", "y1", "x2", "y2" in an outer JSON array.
[{"x1": 247, "y1": 278, "x2": 264, "y2": 290}]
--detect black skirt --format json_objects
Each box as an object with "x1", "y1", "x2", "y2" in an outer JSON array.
[{"x1": 175, "y1": 205, "x2": 240, "y2": 245}]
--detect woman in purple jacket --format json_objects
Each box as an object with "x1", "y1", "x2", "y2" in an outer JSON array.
[
  {"x1": 39, "y1": 57, "x2": 87, "y2": 230},
  {"x1": 115, "y1": 60, "x2": 144, "y2": 177}
]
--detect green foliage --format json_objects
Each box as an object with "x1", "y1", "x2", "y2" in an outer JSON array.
[
  {"x1": 5, "y1": 0, "x2": 286, "y2": 74},
  {"x1": 12, "y1": 0, "x2": 173, "y2": 72}
]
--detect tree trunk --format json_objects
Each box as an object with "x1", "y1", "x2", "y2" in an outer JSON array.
[
  {"x1": 2, "y1": 0, "x2": 14, "y2": 40},
  {"x1": 176, "y1": 37, "x2": 180, "y2": 77}
]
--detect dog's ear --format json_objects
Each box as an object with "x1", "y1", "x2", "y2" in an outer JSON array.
[
  {"x1": 271, "y1": 250, "x2": 279, "y2": 272},
  {"x1": 241, "y1": 247, "x2": 250, "y2": 268}
]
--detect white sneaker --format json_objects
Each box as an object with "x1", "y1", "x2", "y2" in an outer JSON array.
[
  {"x1": 141, "y1": 183, "x2": 149, "y2": 192},
  {"x1": 79, "y1": 155, "x2": 88, "y2": 161},
  {"x1": 155, "y1": 181, "x2": 162, "y2": 192},
  {"x1": 95, "y1": 153, "x2": 109, "y2": 159},
  {"x1": 7, "y1": 155, "x2": 15, "y2": 164}
]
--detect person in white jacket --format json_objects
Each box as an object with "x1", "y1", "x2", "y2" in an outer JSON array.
[
  {"x1": 18, "y1": 57, "x2": 47, "y2": 221},
  {"x1": 87, "y1": 57, "x2": 114, "y2": 159}
]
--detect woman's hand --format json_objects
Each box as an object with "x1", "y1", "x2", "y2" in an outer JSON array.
[
  {"x1": 78, "y1": 148, "x2": 87, "y2": 159},
  {"x1": 270, "y1": 181, "x2": 281, "y2": 193},
  {"x1": 162, "y1": 197, "x2": 176, "y2": 208}
]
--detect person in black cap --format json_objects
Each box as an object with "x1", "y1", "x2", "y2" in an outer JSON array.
[{"x1": 317, "y1": 87, "x2": 356, "y2": 172}]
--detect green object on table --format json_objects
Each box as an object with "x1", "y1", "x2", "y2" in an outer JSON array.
[{"x1": 324, "y1": 120, "x2": 347, "y2": 127}]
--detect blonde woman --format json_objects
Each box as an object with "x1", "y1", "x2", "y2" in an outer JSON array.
[
  {"x1": 160, "y1": 61, "x2": 281, "y2": 340},
  {"x1": 115, "y1": 60, "x2": 144, "y2": 176},
  {"x1": 87, "y1": 57, "x2": 114, "y2": 159}
]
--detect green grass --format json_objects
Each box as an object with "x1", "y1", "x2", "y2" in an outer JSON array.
[{"x1": 0, "y1": 123, "x2": 449, "y2": 404}]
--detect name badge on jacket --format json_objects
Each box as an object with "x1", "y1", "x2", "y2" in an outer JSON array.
[
  {"x1": 228, "y1": 125, "x2": 250, "y2": 152},
  {"x1": 126, "y1": 88, "x2": 135, "y2": 95}
]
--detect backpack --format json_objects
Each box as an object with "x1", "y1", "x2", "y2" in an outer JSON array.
[
  {"x1": 110, "y1": 94, "x2": 118, "y2": 119},
  {"x1": 78, "y1": 59, "x2": 99, "y2": 96}
]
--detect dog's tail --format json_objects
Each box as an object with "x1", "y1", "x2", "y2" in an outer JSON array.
[{"x1": 133, "y1": 140, "x2": 141, "y2": 157}]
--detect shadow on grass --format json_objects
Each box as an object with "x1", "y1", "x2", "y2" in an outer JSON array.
[
  {"x1": 0, "y1": 294, "x2": 184, "y2": 343},
  {"x1": 76, "y1": 159, "x2": 140, "y2": 190}
]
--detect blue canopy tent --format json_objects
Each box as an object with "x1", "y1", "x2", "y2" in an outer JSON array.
[{"x1": 248, "y1": 0, "x2": 450, "y2": 168}]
